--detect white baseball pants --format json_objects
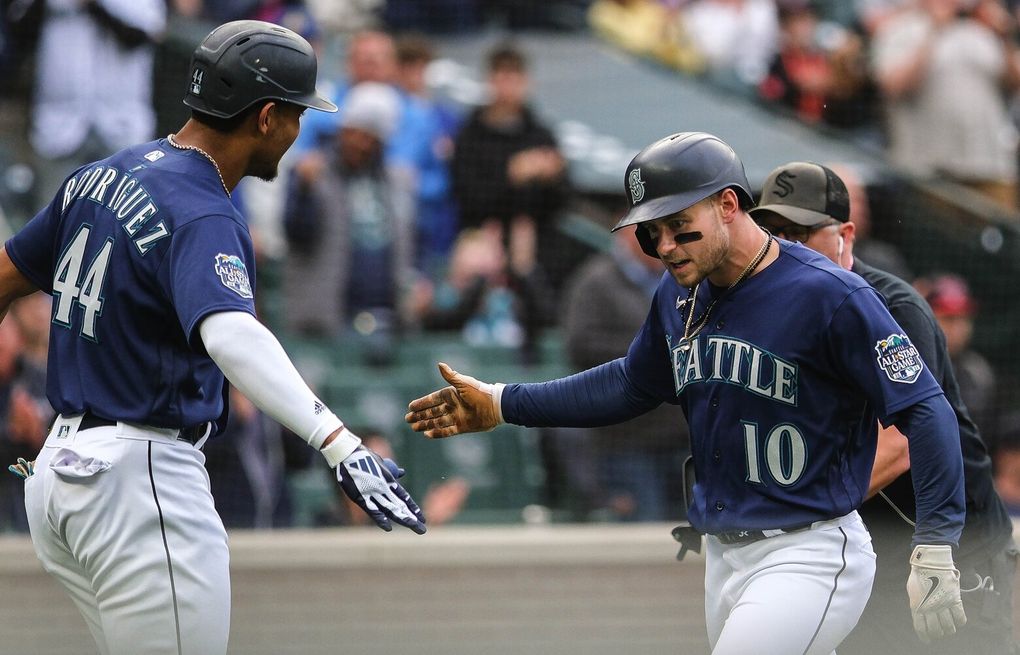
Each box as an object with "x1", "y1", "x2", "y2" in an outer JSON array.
[
  {"x1": 25, "y1": 415, "x2": 230, "y2": 655},
  {"x1": 704, "y1": 511, "x2": 876, "y2": 655}
]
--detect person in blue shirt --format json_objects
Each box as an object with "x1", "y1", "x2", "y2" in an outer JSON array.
[
  {"x1": 1, "y1": 21, "x2": 424, "y2": 655},
  {"x1": 407, "y1": 132, "x2": 967, "y2": 654}
]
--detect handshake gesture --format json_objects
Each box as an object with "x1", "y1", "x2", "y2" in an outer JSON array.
[
  {"x1": 907, "y1": 544, "x2": 967, "y2": 643},
  {"x1": 405, "y1": 363, "x2": 502, "y2": 438}
]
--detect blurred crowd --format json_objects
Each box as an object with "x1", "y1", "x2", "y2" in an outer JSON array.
[{"x1": 2, "y1": 0, "x2": 1020, "y2": 530}]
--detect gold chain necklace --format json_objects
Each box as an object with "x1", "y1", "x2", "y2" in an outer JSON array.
[
  {"x1": 679, "y1": 226, "x2": 774, "y2": 345},
  {"x1": 166, "y1": 133, "x2": 231, "y2": 197}
]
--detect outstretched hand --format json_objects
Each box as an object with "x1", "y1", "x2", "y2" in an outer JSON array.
[
  {"x1": 405, "y1": 363, "x2": 500, "y2": 438},
  {"x1": 336, "y1": 446, "x2": 426, "y2": 534}
]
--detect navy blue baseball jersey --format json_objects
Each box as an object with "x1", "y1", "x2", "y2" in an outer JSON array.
[
  {"x1": 5, "y1": 139, "x2": 256, "y2": 430},
  {"x1": 501, "y1": 240, "x2": 964, "y2": 542}
]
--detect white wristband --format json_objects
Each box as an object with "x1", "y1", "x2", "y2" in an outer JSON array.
[
  {"x1": 320, "y1": 427, "x2": 363, "y2": 468},
  {"x1": 491, "y1": 382, "x2": 506, "y2": 425}
]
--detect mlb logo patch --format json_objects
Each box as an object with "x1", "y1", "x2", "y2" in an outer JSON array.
[
  {"x1": 875, "y1": 333, "x2": 923, "y2": 384},
  {"x1": 214, "y1": 253, "x2": 253, "y2": 299},
  {"x1": 144, "y1": 150, "x2": 165, "y2": 162},
  {"x1": 56, "y1": 425, "x2": 71, "y2": 439}
]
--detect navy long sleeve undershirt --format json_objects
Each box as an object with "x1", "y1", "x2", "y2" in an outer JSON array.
[
  {"x1": 501, "y1": 357, "x2": 661, "y2": 428},
  {"x1": 891, "y1": 392, "x2": 965, "y2": 547}
]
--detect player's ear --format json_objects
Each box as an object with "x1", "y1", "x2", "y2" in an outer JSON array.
[
  {"x1": 255, "y1": 101, "x2": 277, "y2": 136},
  {"x1": 717, "y1": 188, "x2": 741, "y2": 223}
]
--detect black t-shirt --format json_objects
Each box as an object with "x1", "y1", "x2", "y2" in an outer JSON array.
[{"x1": 854, "y1": 259, "x2": 1012, "y2": 559}]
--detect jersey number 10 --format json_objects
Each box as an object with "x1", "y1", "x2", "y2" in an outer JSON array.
[
  {"x1": 743, "y1": 422, "x2": 808, "y2": 486},
  {"x1": 52, "y1": 225, "x2": 113, "y2": 341}
]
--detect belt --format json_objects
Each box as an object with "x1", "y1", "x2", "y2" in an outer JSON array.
[
  {"x1": 713, "y1": 523, "x2": 814, "y2": 545},
  {"x1": 78, "y1": 414, "x2": 208, "y2": 445}
]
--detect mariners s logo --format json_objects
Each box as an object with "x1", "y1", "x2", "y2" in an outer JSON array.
[
  {"x1": 628, "y1": 168, "x2": 646, "y2": 204},
  {"x1": 875, "y1": 333, "x2": 923, "y2": 383},
  {"x1": 214, "y1": 254, "x2": 253, "y2": 299}
]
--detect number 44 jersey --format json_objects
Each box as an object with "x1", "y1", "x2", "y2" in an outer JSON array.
[
  {"x1": 625, "y1": 240, "x2": 944, "y2": 535},
  {"x1": 5, "y1": 139, "x2": 256, "y2": 431}
]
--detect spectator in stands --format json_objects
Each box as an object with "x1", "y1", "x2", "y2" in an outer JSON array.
[
  {"x1": 291, "y1": 29, "x2": 399, "y2": 156},
  {"x1": 412, "y1": 227, "x2": 554, "y2": 363},
  {"x1": 759, "y1": 2, "x2": 879, "y2": 134},
  {"x1": 587, "y1": 0, "x2": 707, "y2": 74},
  {"x1": 29, "y1": 0, "x2": 166, "y2": 206},
  {"x1": 680, "y1": 0, "x2": 780, "y2": 91},
  {"x1": 0, "y1": 305, "x2": 52, "y2": 533},
  {"x1": 393, "y1": 34, "x2": 461, "y2": 275},
  {"x1": 451, "y1": 42, "x2": 566, "y2": 299},
  {"x1": 759, "y1": 2, "x2": 833, "y2": 122},
  {"x1": 827, "y1": 163, "x2": 914, "y2": 281},
  {"x1": 916, "y1": 273, "x2": 1001, "y2": 444},
  {"x1": 204, "y1": 386, "x2": 312, "y2": 529},
  {"x1": 281, "y1": 82, "x2": 416, "y2": 360},
  {"x1": 870, "y1": 0, "x2": 1020, "y2": 210},
  {"x1": 560, "y1": 218, "x2": 689, "y2": 522}
]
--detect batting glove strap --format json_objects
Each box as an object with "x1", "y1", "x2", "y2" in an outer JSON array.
[
  {"x1": 319, "y1": 426, "x2": 362, "y2": 468},
  {"x1": 907, "y1": 544, "x2": 967, "y2": 643}
]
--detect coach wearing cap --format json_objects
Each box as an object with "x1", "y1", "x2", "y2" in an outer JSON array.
[{"x1": 751, "y1": 161, "x2": 1016, "y2": 654}]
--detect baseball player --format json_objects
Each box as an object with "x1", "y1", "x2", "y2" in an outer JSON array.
[
  {"x1": 406, "y1": 132, "x2": 968, "y2": 654},
  {"x1": 750, "y1": 161, "x2": 1017, "y2": 654},
  {"x1": 0, "y1": 21, "x2": 425, "y2": 655}
]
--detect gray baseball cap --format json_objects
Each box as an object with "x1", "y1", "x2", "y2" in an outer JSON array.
[{"x1": 749, "y1": 162, "x2": 850, "y2": 226}]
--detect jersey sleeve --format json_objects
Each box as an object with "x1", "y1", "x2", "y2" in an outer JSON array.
[
  {"x1": 827, "y1": 286, "x2": 942, "y2": 421},
  {"x1": 164, "y1": 216, "x2": 257, "y2": 348},
  {"x1": 4, "y1": 200, "x2": 63, "y2": 293},
  {"x1": 623, "y1": 287, "x2": 681, "y2": 404}
]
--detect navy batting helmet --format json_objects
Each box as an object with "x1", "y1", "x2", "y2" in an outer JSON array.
[
  {"x1": 184, "y1": 20, "x2": 337, "y2": 119},
  {"x1": 612, "y1": 132, "x2": 753, "y2": 258}
]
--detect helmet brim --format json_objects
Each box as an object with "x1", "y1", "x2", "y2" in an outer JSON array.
[
  {"x1": 289, "y1": 91, "x2": 338, "y2": 114},
  {"x1": 749, "y1": 204, "x2": 833, "y2": 227},
  {"x1": 611, "y1": 193, "x2": 699, "y2": 232}
]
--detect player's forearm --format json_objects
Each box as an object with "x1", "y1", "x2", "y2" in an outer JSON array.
[
  {"x1": 892, "y1": 393, "x2": 965, "y2": 546},
  {"x1": 501, "y1": 358, "x2": 660, "y2": 427},
  {"x1": 199, "y1": 311, "x2": 359, "y2": 460},
  {"x1": 0, "y1": 248, "x2": 40, "y2": 319},
  {"x1": 867, "y1": 425, "x2": 911, "y2": 499}
]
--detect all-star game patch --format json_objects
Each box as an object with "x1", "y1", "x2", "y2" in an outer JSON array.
[
  {"x1": 875, "y1": 333, "x2": 923, "y2": 384},
  {"x1": 214, "y1": 253, "x2": 253, "y2": 299}
]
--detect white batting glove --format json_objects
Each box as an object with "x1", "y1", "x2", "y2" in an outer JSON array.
[
  {"x1": 906, "y1": 544, "x2": 967, "y2": 643},
  {"x1": 336, "y1": 446, "x2": 426, "y2": 534}
]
